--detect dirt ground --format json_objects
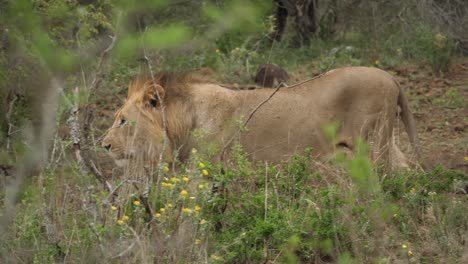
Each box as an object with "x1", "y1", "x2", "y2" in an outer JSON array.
[
  {"x1": 393, "y1": 61, "x2": 467, "y2": 172},
  {"x1": 94, "y1": 60, "x2": 468, "y2": 175}
]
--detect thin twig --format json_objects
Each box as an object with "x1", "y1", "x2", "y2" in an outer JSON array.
[
  {"x1": 5, "y1": 93, "x2": 17, "y2": 151},
  {"x1": 219, "y1": 85, "x2": 282, "y2": 162},
  {"x1": 142, "y1": 31, "x2": 168, "y2": 200}
]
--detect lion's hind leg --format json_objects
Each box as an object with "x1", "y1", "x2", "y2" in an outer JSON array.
[{"x1": 389, "y1": 136, "x2": 409, "y2": 169}]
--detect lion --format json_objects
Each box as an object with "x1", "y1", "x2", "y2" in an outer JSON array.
[{"x1": 102, "y1": 66, "x2": 424, "y2": 169}]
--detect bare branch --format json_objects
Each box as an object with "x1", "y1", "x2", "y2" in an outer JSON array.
[{"x1": 219, "y1": 84, "x2": 283, "y2": 162}]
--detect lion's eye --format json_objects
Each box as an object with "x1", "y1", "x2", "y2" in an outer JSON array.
[
  {"x1": 119, "y1": 118, "x2": 127, "y2": 127},
  {"x1": 149, "y1": 98, "x2": 158, "y2": 108}
]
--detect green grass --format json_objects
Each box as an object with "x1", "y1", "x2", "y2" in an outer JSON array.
[{"x1": 2, "y1": 141, "x2": 466, "y2": 263}]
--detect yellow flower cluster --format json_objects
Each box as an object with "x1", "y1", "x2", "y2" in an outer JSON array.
[
  {"x1": 116, "y1": 215, "x2": 130, "y2": 225},
  {"x1": 133, "y1": 200, "x2": 140, "y2": 206},
  {"x1": 182, "y1": 208, "x2": 192, "y2": 214},
  {"x1": 111, "y1": 205, "x2": 117, "y2": 211},
  {"x1": 202, "y1": 169, "x2": 209, "y2": 176},
  {"x1": 195, "y1": 239, "x2": 201, "y2": 245},
  {"x1": 162, "y1": 182, "x2": 174, "y2": 188},
  {"x1": 170, "y1": 177, "x2": 181, "y2": 183},
  {"x1": 163, "y1": 166, "x2": 170, "y2": 172},
  {"x1": 402, "y1": 243, "x2": 414, "y2": 256}
]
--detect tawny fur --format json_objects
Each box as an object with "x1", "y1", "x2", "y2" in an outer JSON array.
[{"x1": 102, "y1": 67, "x2": 423, "y2": 169}]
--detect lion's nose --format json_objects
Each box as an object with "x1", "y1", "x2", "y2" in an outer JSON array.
[{"x1": 103, "y1": 144, "x2": 112, "y2": 151}]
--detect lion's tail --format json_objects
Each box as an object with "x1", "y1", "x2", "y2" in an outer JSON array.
[{"x1": 395, "y1": 80, "x2": 427, "y2": 169}]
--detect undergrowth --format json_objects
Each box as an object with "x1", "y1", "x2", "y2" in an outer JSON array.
[{"x1": 2, "y1": 142, "x2": 466, "y2": 263}]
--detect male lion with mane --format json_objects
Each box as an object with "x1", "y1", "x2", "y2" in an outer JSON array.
[{"x1": 102, "y1": 67, "x2": 424, "y2": 169}]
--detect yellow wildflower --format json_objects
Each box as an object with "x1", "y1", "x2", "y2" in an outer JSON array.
[
  {"x1": 183, "y1": 177, "x2": 189, "y2": 182},
  {"x1": 111, "y1": 205, "x2": 117, "y2": 211},
  {"x1": 181, "y1": 190, "x2": 189, "y2": 200},
  {"x1": 167, "y1": 203, "x2": 173, "y2": 208},
  {"x1": 410, "y1": 188, "x2": 416, "y2": 193},
  {"x1": 402, "y1": 244, "x2": 408, "y2": 249},
  {"x1": 215, "y1": 49, "x2": 220, "y2": 53},
  {"x1": 233, "y1": 82, "x2": 239, "y2": 87},
  {"x1": 202, "y1": 169, "x2": 209, "y2": 176},
  {"x1": 198, "y1": 184, "x2": 205, "y2": 190},
  {"x1": 375, "y1": 60, "x2": 381, "y2": 66},
  {"x1": 464, "y1": 156, "x2": 468, "y2": 161},
  {"x1": 117, "y1": 219, "x2": 124, "y2": 225},
  {"x1": 133, "y1": 200, "x2": 140, "y2": 206},
  {"x1": 170, "y1": 177, "x2": 181, "y2": 183},
  {"x1": 393, "y1": 213, "x2": 398, "y2": 218},
  {"x1": 160, "y1": 208, "x2": 166, "y2": 213},
  {"x1": 154, "y1": 213, "x2": 161, "y2": 218},
  {"x1": 163, "y1": 166, "x2": 170, "y2": 172},
  {"x1": 191, "y1": 148, "x2": 197, "y2": 153},
  {"x1": 200, "y1": 219, "x2": 207, "y2": 224},
  {"x1": 182, "y1": 208, "x2": 192, "y2": 214},
  {"x1": 123, "y1": 215, "x2": 129, "y2": 221},
  {"x1": 199, "y1": 162, "x2": 205, "y2": 168},
  {"x1": 235, "y1": 47, "x2": 240, "y2": 51},
  {"x1": 194, "y1": 205, "x2": 201, "y2": 212},
  {"x1": 408, "y1": 250, "x2": 413, "y2": 256},
  {"x1": 162, "y1": 182, "x2": 174, "y2": 188},
  {"x1": 211, "y1": 255, "x2": 221, "y2": 260},
  {"x1": 195, "y1": 239, "x2": 202, "y2": 245}
]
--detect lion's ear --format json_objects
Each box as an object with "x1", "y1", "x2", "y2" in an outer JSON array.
[{"x1": 143, "y1": 82, "x2": 166, "y2": 108}]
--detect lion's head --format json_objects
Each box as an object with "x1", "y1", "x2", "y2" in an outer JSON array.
[{"x1": 101, "y1": 68, "x2": 214, "y2": 167}]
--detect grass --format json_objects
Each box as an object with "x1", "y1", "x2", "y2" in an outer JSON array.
[{"x1": 1, "y1": 136, "x2": 466, "y2": 263}]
